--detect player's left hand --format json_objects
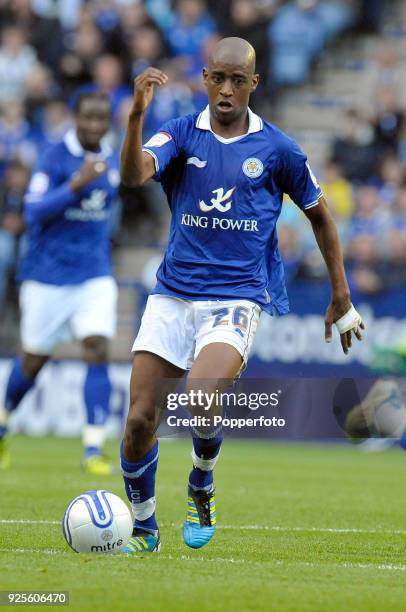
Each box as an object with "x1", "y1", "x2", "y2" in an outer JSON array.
[{"x1": 325, "y1": 299, "x2": 365, "y2": 355}]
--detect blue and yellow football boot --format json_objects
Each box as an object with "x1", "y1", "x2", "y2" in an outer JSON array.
[
  {"x1": 183, "y1": 487, "x2": 216, "y2": 549},
  {"x1": 82, "y1": 454, "x2": 117, "y2": 476},
  {"x1": 121, "y1": 528, "x2": 161, "y2": 554}
]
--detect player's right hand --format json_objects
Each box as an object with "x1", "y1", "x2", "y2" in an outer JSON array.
[
  {"x1": 325, "y1": 300, "x2": 365, "y2": 355},
  {"x1": 70, "y1": 159, "x2": 107, "y2": 192},
  {"x1": 132, "y1": 68, "x2": 168, "y2": 114}
]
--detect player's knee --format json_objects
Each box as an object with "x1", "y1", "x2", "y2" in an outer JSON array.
[
  {"x1": 124, "y1": 411, "x2": 156, "y2": 451},
  {"x1": 82, "y1": 336, "x2": 109, "y2": 363}
]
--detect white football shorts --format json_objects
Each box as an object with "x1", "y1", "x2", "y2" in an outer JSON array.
[
  {"x1": 132, "y1": 294, "x2": 261, "y2": 370},
  {"x1": 20, "y1": 276, "x2": 118, "y2": 355}
]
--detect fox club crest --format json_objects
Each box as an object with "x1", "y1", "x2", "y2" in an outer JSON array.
[{"x1": 242, "y1": 158, "x2": 264, "y2": 178}]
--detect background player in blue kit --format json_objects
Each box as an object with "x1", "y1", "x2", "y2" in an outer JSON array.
[
  {"x1": 119, "y1": 37, "x2": 365, "y2": 554},
  {"x1": 0, "y1": 93, "x2": 120, "y2": 476}
]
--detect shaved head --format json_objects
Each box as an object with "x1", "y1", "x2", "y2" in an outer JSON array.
[
  {"x1": 209, "y1": 37, "x2": 256, "y2": 74},
  {"x1": 203, "y1": 36, "x2": 259, "y2": 132}
]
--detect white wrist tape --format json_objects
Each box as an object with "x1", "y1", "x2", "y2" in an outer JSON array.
[{"x1": 335, "y1": 304, "x2": 362, "y2": 334}]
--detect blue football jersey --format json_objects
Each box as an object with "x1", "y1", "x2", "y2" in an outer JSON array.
[
  {"x1": 19, "y1": 130, "x2": 120, "y2": 285},
  {"x1": 143, "y1": 106, "x2": 322, "y2": 315}
]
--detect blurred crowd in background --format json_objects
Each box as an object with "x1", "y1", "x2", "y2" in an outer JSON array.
[{"x1": 0, "y1": 0, "x2": 405, "y2": 320}]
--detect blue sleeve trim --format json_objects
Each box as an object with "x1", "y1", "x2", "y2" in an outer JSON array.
[{"x1": 302, "y1": 194, "x2": 322, "y2": 210}]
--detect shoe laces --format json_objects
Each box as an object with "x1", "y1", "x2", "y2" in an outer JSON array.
[{"x1": 191, "y1": 489, "x2": 214, "y2": 526}]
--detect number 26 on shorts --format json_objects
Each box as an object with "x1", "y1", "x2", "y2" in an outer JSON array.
[{"x1": 211, "y1": 306, "x2": 250, "y2": 332}]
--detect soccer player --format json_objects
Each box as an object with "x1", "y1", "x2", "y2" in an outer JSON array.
[
  {"x1": 0, "y1": 93, "x2": 120, "y2": 475},
  {"x1": 119, "y1": 37, "x2": 364, "y2": 553}
]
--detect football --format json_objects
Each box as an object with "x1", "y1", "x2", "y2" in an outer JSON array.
[{"x1": 62, "y1": 490, "x2": 132, "y2": 553}]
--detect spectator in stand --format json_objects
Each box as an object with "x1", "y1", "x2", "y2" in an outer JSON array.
[
  {"x1": 119, "y1": 2, "x2": 150, "y2": 40},
  {"x1": 346, "y1": 233, "x2": 383, "y2": 294},
  {"x1": 316, "y1": 0, "x2": 354, "y2": 41},
  {"x1": 3, "y1": 0, "x2": 66, "y2": 75},
  {"x1": 350, "y1": 228, "x2": 406, "y2": 293},
  {"x1": 73, "y1": 54, "x2": 132, "y2": 118},
  {"x1": 59, "y1": 17, "x2": 104, "y2": 94},
  {"x1": 377, "y1": 155, "x2": 405, "y2": 207},
  {"x1": 129, "y1": 23, "x2": 167, "y2": 78},
  {"x1": 1, "y1": 0, "x2": 33, "y2": 24},
  {"x1": 0, "y1": 160, "x2": 28, "y2": 316},
  {"x1": 30, "y1": 0, "x2": 82, "y2": 32},
  {"x1": 356, "y1": 0, "x2": 385, "y2": 33},
  {"x1": 0, "y1": 102, "x2": 40, "y2": 175},
  {"x1": 383, "y1": 229, "x2": 406, "y2": 289},
  {"x1": 357, "y1": 41, "x2": 404, "y2": 114},
  {"x1": 270, "y1": 0, "x2": 355, "y2": 86},
  {"x1": 331, "y1": 109, "x2": 381, "y2": 183},
  {"x1": 39, "y1": 99, "x2": 73, "y2": 151},
  {"x1": 166, "y1": 0, "x2": 217, "y2": 64},
  {"x1": 269, "y1": 0, "x2": 326, "y2": 86},
  {"x1": 392, "y1": 182, "x2": 406, "y2": 232},
  {"x1": 207, "y1": 0, "x2": 281, "y2": 34},
  {"x1": 144, "y1": 0, "x2": 175, "y2": 32},
  {"x1": 91, "y1": 1, "x2": 122, "y2": 33},
  {"x1": 320, "y1": 160, "x2": 354, "y2": 222},
  {"x1": 25, "y1": 64, "x2": 58, "y2": 130},
  {"x1": 277, "y1": 224, "x2": 301, "y2": 284},
  {"x1": 348, "y1": 185, "x2": 389, "y2": 239},
  {"x1": 0, "y1": 25, "x2": 38, "y2": 104},
  {"x1": 372, "y1": 87, "x2": 404, "y2": 155},
  {"x1": 89, "y1": 0, "x2": 128, "y2": 56},
  {"x1": 224, "y1": 0, "x2": 271, "y2": 102}
]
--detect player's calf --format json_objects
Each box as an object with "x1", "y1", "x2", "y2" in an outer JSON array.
[
  {"x1": 82, "y1": 362, "x2": 113, "y2": 470},
  {"x1": 120, "y1": 439, "x2": 160, "y2": 554},
  {"x1": 0, "y1": 355, "x2": 46, "y2": 468}
]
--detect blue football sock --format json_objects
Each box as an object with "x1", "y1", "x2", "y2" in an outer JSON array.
[
  {"x1": 120, "y1": 440, "x2": 159, "y2": 533},
  {"x1": 84, "y1": 363, "x2": 111, "y2": 426},
  {"x1": 83, "y1": 363, "x2": 111, "y2": 458},
  {"x1": 189, "y1": 436, "x2": 223, "y2": 492},
  {"x1": 1, "y1": 358, "x2": 36, "y2": 438}
]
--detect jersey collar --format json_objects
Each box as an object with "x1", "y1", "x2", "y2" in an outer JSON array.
[
  {"x1": 195, "y1": 105, "x2": 263, "y2": 139},
  {"x1": 63, "y1": 129, "x2": 112, "y2": 157}
]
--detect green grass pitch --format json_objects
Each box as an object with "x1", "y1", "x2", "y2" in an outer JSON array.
[{"x1": 1, "y1": 436, "x2": 406, "y2": 611}]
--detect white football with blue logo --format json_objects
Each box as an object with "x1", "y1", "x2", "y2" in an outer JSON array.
[{"x1": 62, "y1": 490, "x2": 132, "y2": 553}]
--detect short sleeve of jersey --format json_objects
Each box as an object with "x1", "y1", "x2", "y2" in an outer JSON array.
[
  {"x1": 276, "y1": 137, "x2": 322, "y2": 210},
  {"x1": 142, "y1": 118, "x2": 181, "y2": 181}
]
